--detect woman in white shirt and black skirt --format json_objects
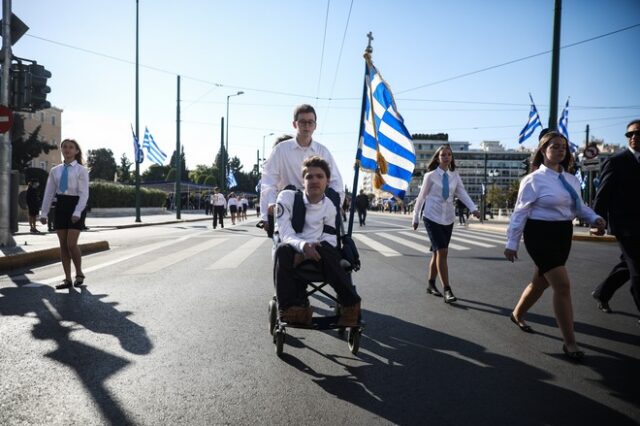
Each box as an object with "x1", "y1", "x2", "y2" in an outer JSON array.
[
  {"x1": 40, "y1": 139, "x2": 90, "y2": 290},
  {"x1": 412, "y1": 145, "x2": 480, "y2": 303},
  {"x1": 505, "y1": 131, "x2": 606, "y2": 361}
]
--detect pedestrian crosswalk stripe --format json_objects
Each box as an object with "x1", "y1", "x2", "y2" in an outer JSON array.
[
  {"x1": 377, "y1": 232, "x2": 433, "y2": 253},
  {"x1": 398, "y1": 231, "x2": 470, "y2": 251},
  {"x1": 449, "y1": 235, "x2": 495, "y2": 248},
  {"x1": 206, "y1": 237, "x2": 267, "y2": 269},
  {"x1": 453, "y1": 229, "x2": 506, "y2": 243},
  {"x1": 127, "y1": 237, "x2": 228, "y2": 274},
  {"x1": 353, "y1": 234, "x2": 402, "y2": 257},
  {"x1": 456, "y1": 228, "x2": 507, "y2": 241}
]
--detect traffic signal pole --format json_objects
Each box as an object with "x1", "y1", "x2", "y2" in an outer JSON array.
[{"x1": 0, "y1": 0, "x2": 16, "y2": 247}]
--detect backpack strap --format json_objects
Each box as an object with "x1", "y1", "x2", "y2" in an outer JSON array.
[{"x1": 291, "y1": 190, "x2": 306, "y2": 233}]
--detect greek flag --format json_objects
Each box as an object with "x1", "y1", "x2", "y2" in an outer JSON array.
[
  {"x1": 143, "y1": 127, "x2": 167, "y2": 165},
  {"x1": 558, "y1": 98, "x2": 578, "y2": 152},
  {"x1": 227, "y1": 169, "x2": 238, "y2": 189},
  {"x1": 357, "y1": 59, "x2": 415, "y2": 199},
  {"x1": 131, "y1": 124, "x2": 144, "y2": 164},
  {"x1": 518, "y1": 94, "x2": 542, "y2": 144}
]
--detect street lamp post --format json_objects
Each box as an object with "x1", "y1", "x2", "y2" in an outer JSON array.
[
  {"x1": 224, "y1": 91, "x2": 244, "y2": 191},
  {"x1": 262, "y1": 132, "x2": 274, "y2": 169}
]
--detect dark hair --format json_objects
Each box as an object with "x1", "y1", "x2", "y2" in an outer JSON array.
[
  {"x1": 61, "y1": 139, "x2": 83, "y2": 165},
  {"x1": 627, "y1": 119, "x2": 640, "y2": 130},
  {"x1": 530, "y1": 131, "x2": 573, "y2": 171},
  {"x1": 426, "y1": 145, "x2": 456, "y2": 171},
  {"x1": 274, "y1": 134, "x2": 293, "y2": 146},
  {"x1": 301, "y1": 155, "x2": 330, "y2": 180},
  {"x1": 293, "y1": 104, "x2": 316, "y2": 121}
]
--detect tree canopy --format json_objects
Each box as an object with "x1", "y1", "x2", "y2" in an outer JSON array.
[
  {"x1": 87, "y1": 148, "x2": 117, "y2": 181},
  {"x1": 11, "y1": 114, "x2": 58, "y2": 171}
]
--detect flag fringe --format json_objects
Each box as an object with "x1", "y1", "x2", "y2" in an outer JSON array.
[{"x1": 376, "y1": 151, "x2": 388, "y2": 174}]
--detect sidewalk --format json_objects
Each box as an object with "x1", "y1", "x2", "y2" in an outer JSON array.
[{"x1": 0, "y1": 211, "x2": 213, "y2": 273}]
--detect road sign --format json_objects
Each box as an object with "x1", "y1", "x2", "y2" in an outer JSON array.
[
  {"x1": 0, "y1": 105, "x2": 14, "y2": 133},
  {"x1": 582, "y1": 158, "x2": 600, "y2": 172},
  {"x1": 584, "y1": 144, "x2": 599, "y2": 159}
]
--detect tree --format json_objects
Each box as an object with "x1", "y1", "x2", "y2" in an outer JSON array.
[
  {"x1": 486, "y1": 185, "x2": 507, "y2": 209},
  {"x1": 87, "y1": 148, "x2": 117, "y2": 181},
  {"x1": 116, "y1": 153, "x2": 133, "y2": 184},
  {"x1": 141, "y1": 164, "x2": 171, "y2": 182},
  {"x1": 169, "y1": 147, "x2": 189, "y2": 181},
  {"x1": 11, "y1": 114, "x2": 58, "y2": 171},
  {"x1": 215, "y1": 146, "x2": 229, "y2": 185},
  {"x1": 506, "y1": 180, "x2": 520, "y2": 209}
]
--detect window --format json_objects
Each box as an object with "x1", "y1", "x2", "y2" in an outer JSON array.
[
  {"x1": 40, "y1": 161, "x2": 46, "y2": 169},
  {"x1": 40, "y1": 112, "x2": 45, "y2": 122},
  {"x1": 51, "y1": 115, "x2": 56, "y2": 126}
]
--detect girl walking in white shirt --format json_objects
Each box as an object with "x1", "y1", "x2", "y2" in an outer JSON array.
[
  {"x1": 505, "y1": 131, "x2": 605, "y2": 361},
  {"x1": 412, "y1": 145, "x2": 480, "y2": 303},
  {"x1": 227, "y1": 193, "x2": 239, "y2": 225},
  {"x1": 40, "y1": 139, "x2": 90, "y2": 290}
]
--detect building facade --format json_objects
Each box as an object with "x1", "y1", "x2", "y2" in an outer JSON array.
[{"x1": 20, "y1": 107, "x2": 63, "y2": 172}]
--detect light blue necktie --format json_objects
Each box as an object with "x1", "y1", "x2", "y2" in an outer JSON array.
[
  {"x1": 59, "y1": 164, "x2": 70, "y2": 193},
  {"x1": 558, "y1": 173, "x2": 581, "y2": 214},
  {"x1": 442, "y1": 172, "x2": 449, "y2": 201}
]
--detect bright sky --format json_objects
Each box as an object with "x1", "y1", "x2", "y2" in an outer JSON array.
[{"x1": 13, "y1": 0, "x2": 640, "y2": 189}]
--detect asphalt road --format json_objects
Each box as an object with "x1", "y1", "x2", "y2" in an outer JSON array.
[{"x1": 1, "y1": 214, "x2": 638, "y2": 425}]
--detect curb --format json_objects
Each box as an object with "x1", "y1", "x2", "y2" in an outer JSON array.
[
  {"x1": 0, "y1": 241, "x2": 110, "y2": 273},
  {"x1": 91, "y1": 217, "x2": 211, "y2": 229}
]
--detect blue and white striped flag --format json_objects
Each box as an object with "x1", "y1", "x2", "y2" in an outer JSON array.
[
  {"x1": 357, "y1": 59, "x2": 415, "y2": 199},
  {"x1": 558, "y1": 98, "x2": 578, "y2": 152},
  {"x1": 227, "y1": 169, "x2": 238, "y2": 189},
  {"x1": 518, "y1": 94, "x2": 542, "y2": 144},
  {"x1": 143, "y1": 127, "x2": 167, "y2": 165},
  {"x1": 131, "y1": 124, "x2": 144, "y2": 164}
]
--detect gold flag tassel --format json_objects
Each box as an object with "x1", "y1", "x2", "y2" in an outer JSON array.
[
  {"x1": 376, "y1": 151, "x2": 388, "y2": 174},
  {"x1": 373, "y1": 171, "x2": 385, "y2": 190}
]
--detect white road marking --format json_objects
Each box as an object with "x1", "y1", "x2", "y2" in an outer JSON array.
[
  {"x1": 398, "y1": 231, "x2": 469, "y2": 251},
  {"x1": 127, "y1": 238, "x2": 228, "y2": 274},
  {"x1": 206, "y1": 237, "x2": 267, "y2": 269},
  {"x1": 353, "y1": 234, "x2": 401, "y2": 257},
  {"x1": 377, "y1": 232, "x2": 429, "y2": 252},
  {"x1": 449, "y1": 236, "x2": 495, "y2": 248}
]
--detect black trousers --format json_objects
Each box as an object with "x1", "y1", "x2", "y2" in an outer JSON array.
[
  {"x1": 593, "y1": 235, "x2": 640, "y2": 312},
  {"x1": 357, "y1": 208, "x2": 367, "y2": 226},
  {"x1": 212, "y1": 205, "x2": 225, "y2": 228},
  {"x1": 274, "y1": 242, "x2": 360, "y2": 310}
]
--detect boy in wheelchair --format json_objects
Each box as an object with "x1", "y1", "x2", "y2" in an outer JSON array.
[{"x1": 274, "y1": 156, "x2": 361, "y2": 326}]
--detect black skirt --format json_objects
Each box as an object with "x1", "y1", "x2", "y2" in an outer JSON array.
[
  {"x1": 423, "y1": 218, "x2": 454, "y2": 252},
  {"x1": 523, "y1": 219, "x2": 572, "y2": 276},
  {"x1": 54, "y1": 194, "x2": 84, "y2": 231}
]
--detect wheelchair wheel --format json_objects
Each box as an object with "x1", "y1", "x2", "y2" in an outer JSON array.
[
  {"x1": 347, "y1": 327, "x2": 361, "y2": 355},
  {"x1": 275, "y1": 329, "x2": 285, "y2": 357},
  {"x1": 268, "y1": 298, "x2": 277, "y2": 336}
]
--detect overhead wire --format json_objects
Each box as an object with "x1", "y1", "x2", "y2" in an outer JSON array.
[{"x1": 315, "y1": 0, "x2": 331, "y2": 101}]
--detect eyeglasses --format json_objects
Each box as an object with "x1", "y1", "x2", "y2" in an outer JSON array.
[
  {"x1": 625, "y1": 130, "x2": 640, "y2": 138},
  {"x1": 297, "y1": 119, "x2": 316, "y2": 126}
]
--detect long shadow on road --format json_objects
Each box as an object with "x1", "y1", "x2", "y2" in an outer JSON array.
[
  {"x1": 282, "y1": 309, "x2": 638, "y2": 426},
  {"x1": 0, "y1": 283, "x2": 152, "y2": 425}
]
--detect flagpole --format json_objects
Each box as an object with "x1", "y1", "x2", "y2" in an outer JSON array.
[
  {"x1": 347, "y1": 33, "x2": 374, "y2": 237},
  {"x1": 134, "y1": 0, "x2": 141, "y2": 222},
  {"x1": 175, "y1": 75, "x2": 181, "y2": 219}
]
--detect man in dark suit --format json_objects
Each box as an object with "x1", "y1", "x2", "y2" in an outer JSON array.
[{"x1": 591, "y1": 119, "x2": 640, "y2": 317}]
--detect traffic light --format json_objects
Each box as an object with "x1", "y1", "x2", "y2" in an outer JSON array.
[
  {"x1": 520, "y1": 158, "x2": 530, "y2": 176},
  {"x1": 8, "y1": 61, "x2": 51, "y2": 112},
  {"x1": 27, "y1": 63, "x2": 51, "y2": 111}
]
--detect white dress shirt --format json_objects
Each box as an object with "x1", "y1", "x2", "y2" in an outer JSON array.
[
  {"x1": 227, "y1": 197, "x2": 239, "y2": 208},
  {"x1": 260, "y1": 138, "x2": 344, "y2": 221},
  {"x1": 40, "y1": 161, "x2": 90, "y2": 218},
  {"x1": 506, "y1": 164, "x2": 601, "y2": 251},
  {"x1": 211, "y1": 193, "x2": 226, "y2": 207},
  {"x1": 412, "y1": 167, "x2": 477, "y2": 226},
  {"x1": 276, "y1": 190, "x2": 337, "y2": 253}
]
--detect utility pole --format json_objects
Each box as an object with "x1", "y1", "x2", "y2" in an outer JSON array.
[
  {"x1": 134, "y1": 0, "x2": 141, "y2": 222},
  {"x1": 219, "y1": 116, "x2": 224, "y2": 187},
  {"x1": 175, "y1": 75, "x2": 181, "y2": 219},
  {"x1": 0, "y1": 0, "x2": 15, "y2": 247},
  {"x1": 585, "y1": 124, "x2": 592, "y2": 205},
  {"x1": 548, "y1": 0, "x2": 562, "y2": 129}
]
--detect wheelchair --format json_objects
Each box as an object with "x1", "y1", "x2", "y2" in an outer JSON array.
[{"x1": 264, "y1": 190, "x2": 364, "y2": 357}]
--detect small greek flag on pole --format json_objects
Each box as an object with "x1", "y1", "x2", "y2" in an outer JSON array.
[
  {"x1": 227, "y1": 169, "x2": 238, "y2": 189},
  {"x1": 131, "y1": 124, "x2": 144, "y2": 164},
  {"x1": 558, "y1": 98, "x2": 578, "y2": 152},
  {"x1": 143, "y1": 127, "x2": 167, "y2": 165},
  {"x1": 518, "y1": 94, "x2": 542, "y2": 144},
  {"x1": 357, "y1": 52, "x2": 415, "y2": 198}
]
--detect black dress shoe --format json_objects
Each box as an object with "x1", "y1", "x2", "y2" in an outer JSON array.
[
  {"x1": 562, "y1": 345, "x2": 585, "y2": 362},
  {"x1": 510, "y1": 313, "x2": 534, "y2": 333},
  {"x1": 443, "y1": 289, "x2": 457, "y2": 304},
  {"x1": 592, "y1": 292, "x2": 612, "y2": 313},
  {"x1": 427, "y1": 285, "x2": 443, "y2": 297}
]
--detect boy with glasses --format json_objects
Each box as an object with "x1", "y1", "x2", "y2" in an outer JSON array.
[
  {"x1": 591, "y1": 119, "x2": 640, "y2": 319},
  {"x1": 260, "y1": 104, "x2": 344, "y2": 234}
]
